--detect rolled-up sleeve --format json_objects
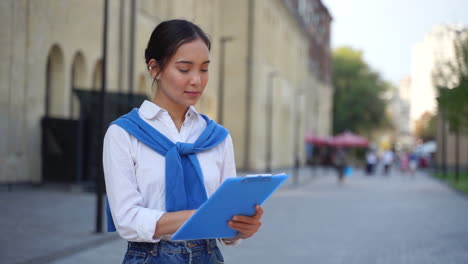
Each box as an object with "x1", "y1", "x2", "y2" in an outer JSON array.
[{"x1": 103, "y1": 125, "x2": 165, "y2": 242}]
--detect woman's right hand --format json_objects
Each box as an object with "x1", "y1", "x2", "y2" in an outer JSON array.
[{"x1": 228, "y1": 205, "x2": 264, "y2": 240}]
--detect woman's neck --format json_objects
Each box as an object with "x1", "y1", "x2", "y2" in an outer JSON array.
[{"x1": 152, "y1": 96, "x2": 188, "y2": 131}]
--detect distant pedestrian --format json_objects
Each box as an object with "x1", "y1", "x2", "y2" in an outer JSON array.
[
  {"x1": 103, "y1": 19, "x2": 263, "y2": 264},
  {"x1": 409, "y1": 152, "x2": 418, "y2": 175},
  {"x1": 382, "y1": 149, "x2": 394, "y2": 175},
  {"x1": 365, "y1": 149, "x2": 377, "y2": 175},
  {"x1": 333, "y1": 148, "x2": 347, "y2": 183},
  {"x1": 400, "y1": 152, "x2": 409, "y2": 172}
]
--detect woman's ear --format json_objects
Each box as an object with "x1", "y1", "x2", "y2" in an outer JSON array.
[{"x1": 147, "y1": 59, "x2": 161, "y2": 80}]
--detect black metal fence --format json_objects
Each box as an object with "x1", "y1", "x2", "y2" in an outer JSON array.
[{"x1": 41, "y1": 89, "x2": 148, "y2": 185}]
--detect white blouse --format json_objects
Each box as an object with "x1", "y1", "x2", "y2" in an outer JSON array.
[{"x1": 103, "y1": 100, "x2": 237, "y2": 242}]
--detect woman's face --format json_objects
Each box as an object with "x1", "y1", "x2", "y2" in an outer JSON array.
[{"x1": 153, "y1": 38, "x2": 210, "y2": 108}]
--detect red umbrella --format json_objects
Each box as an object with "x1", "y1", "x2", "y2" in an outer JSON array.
[
  {"x1": 330, "y1": 131, "x2": 369, "y2": 148},
  {"x1": 305, "y1": 133, "x2": 331, "y2": 146}
]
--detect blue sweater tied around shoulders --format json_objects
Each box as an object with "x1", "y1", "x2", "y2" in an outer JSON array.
[{"x1": 106, "y1": 108, "x2": 229, "y2": 232}]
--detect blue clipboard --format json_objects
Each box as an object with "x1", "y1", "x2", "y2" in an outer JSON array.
[{"x1": 171, "y1": 174, "x2": 290, "y2": 241}]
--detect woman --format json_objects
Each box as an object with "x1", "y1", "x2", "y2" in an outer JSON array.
[{"x1": 103, "y1": 19, "x2": 263, "y2": 264}]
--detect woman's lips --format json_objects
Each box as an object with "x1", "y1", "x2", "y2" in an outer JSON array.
[{"x1": 185, "y1": 91, "x2": 201, "y2": 97}]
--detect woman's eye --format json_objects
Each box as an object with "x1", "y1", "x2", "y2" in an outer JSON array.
[
  {"x1": 178, "y1": 69, "x2": 189, "y2": 73},
  {"x1": 201, "y1": 69, "x2": 209, "y2": 72}
]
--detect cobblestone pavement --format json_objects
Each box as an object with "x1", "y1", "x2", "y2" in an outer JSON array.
[{"x1": 2, "y1": 167, "x2": 468, "y2": 264}]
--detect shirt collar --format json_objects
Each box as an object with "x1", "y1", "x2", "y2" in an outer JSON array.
[
  {"x1": 139, "y1": 100, "x2": 164, "y2": 120},
  {"x1": 139, "y1": 100, "x2": 199, "y2": 120},
  {"x1": 185, "y1": 106, "x2": 199, "y2": 120}
]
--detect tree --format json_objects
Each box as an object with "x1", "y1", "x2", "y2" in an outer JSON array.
[
  {"x1": 414, "y1": 111, "x2": 436, "y2": 142},
  {"x1": 332, "y1": 47, "x2": 389, "y2": 135},
  {"x1": 434, "y1": 34, "x2": 468, "y2": 181},
  {"x1": 435, "y1": 36, "x2": 468, "y2": 131}
]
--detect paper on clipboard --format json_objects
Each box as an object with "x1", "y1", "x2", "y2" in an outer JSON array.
[{"x1": 171, "y1": 174, "x2": 289, "y2": 241}]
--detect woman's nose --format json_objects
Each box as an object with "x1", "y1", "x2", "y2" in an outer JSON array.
[{"x1": 190, "y1": 74, "x2": 201, "y2": 86}]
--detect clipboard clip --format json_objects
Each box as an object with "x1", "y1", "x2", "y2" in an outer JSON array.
[{"x1": 242, "y1": 176, "x2": 271, "y2": 183}]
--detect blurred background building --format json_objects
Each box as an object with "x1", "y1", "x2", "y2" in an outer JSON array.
[
  {"x1": 410, "y1": 25, "x2": 461, "y2": 128},
  {"x1": 409, "y1": 24, "x2": 468, "y2": 173},
  {"x1": 432, "y1": 25, "x2": 468, "y2": 174},
  {"x1": 410, "y1": 25, "x2": 465, "y2": 129},
  {"x1": 388, "y1": 76, "x2": 412, "y2": 149},
  {"x1": 0, "y1": 0, "x2": 333, "y2": 184}
]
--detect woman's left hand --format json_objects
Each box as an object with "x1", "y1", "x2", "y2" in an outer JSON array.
[{"x1": 228, "y1": 205, "x2": 264, "y2": 240}]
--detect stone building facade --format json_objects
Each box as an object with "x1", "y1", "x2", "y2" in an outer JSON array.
[
  {"x1": 0, "y1": 0, "x2": 332, "y2": 184},
  {"x1": 408, "y1": 24, "x2": 468, "y2": 172}
]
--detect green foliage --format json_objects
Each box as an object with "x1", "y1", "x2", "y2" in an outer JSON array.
[
  {"x1": 332, "y1": 47, "x2": 389, "y2": 135},
  {"x1": 433, "y1": 172, "x2": 468, "y2": 194},
  {"x1": 414, "y1": 112, "x2": 436, "y2": 142},
  {"x1": 423, "y1": 113, "x2": 437, "y2": 141},
  {"x1": 434, "y1": 37, "x2": 468, "y2": 133}
]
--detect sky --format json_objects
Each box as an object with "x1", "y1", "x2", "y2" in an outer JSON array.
[{"x1": 321, "y1": 0, "x2": 468, "y2": 85}]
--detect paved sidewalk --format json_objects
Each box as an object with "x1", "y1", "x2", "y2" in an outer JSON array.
[
  {"x1": 2, "y1": 167, "x2": 468, "y2": 263},
  {"x1": 0, "y1": 167, "x2": 324, "y2": 264},
  {"x1": 222, "y1": 168, "x2": 468, "y2": 263},
  {"x1": 0, "y1": 185, "x2": 119, "y2": 264}
]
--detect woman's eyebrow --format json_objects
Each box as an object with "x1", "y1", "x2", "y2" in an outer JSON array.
[
  {"x1": 176, "y1": 60, "x2": 193, "y2": 64},
  {"x1": 175, "y1": 60, "x2": 210, "y2": 64}
]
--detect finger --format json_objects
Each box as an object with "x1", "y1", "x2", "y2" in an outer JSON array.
[
  {"x1": 228, "y1": 223, "x2": 255, "y2": 234},
  {"x1": 253, "y1": 205, "x2": 264, "y2": 218},
  {"x1": 229, "y1": 220, "x2": 261, "y2": 232},
  {"x1": 229, "y1": 224, "x2": 258, "y2": 239},
  {"x1": 231, "y1": 215, "x2": 258, "y2": 224},
  {"x1": 229, "y1": 220, "x2": 261, "y2": 229},
  {"x1": 232, "y1": 206, "x2": 264, "y2": 222}
]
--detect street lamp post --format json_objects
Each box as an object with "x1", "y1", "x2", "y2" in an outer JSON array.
[
  {"x1": 313, "y1": 97, "x2": 320, "y2": 177},
  {"x1": 96, "y1": 0, "x2": 109, "y2": 233},
  {"x1": 266, "y1": 71, "x2": 277, "y2": 173},
  {"x1": 293, "y1": 88, "x2": 304, "y2": 185},
  {"x1": 218, "y1": 36, "x2": 234, "y2": 125},
  {"x1": 127, "y1": 0, "x2": 136, "y2": 107},
  {"x1": 441, "y1": 116, "x2": 447, "y2": 177}
]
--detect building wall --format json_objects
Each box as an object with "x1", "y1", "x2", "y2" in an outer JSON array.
[
  {"x1": 436, "y1": 114, "x2": 468, "y2": 171},
  {"x1": 0, "y1": 0, "x2": 225, "y2": 183},
  {"x1": 1, "y1": 0, "x2": 29, "y2": 183},
  {"x1": 1, "y1": 0, "x2": 107, "y2": 183},
  {"x1": 0, "y1": 0, "x2": 333, "y2": 183},
  {"x1": 388, "y1": 77, "x2": 412, "y2": 149},
  {"x1": 216, "y1": 0, "x2": 333, "y2": 171},
  {"x1": 430, "y1": 25, "x2": 468, "y2": 172},
  {"x1": 216, "y1": 0, "x2": 250, "y2": 170},
  {"x1": 251, "y1": 0, "x2": 310, "y2": 169},
  {"x1": 288, "y1": 0, "x2": 333, "y2": 138},
  {"x1": 410, "y1": 25, "x2": 465, "y2": 132}
]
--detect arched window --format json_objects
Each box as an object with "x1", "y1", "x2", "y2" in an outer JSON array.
[
  {"x1": 45, "y1": 44, "x2": 65, "y2": 118},
  {"x1": 71, "y1": 52, "x2": 87, "y2": 88},
  {"x1": 70, "y1": 52, "x2": 87, "y2": 118}
]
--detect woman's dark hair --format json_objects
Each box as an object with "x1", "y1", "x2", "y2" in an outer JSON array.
[{"x1": 145, "y1": 19, "x2": 211, "y2": 71}]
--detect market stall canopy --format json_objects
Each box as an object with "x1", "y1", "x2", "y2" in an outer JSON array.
[
  {"x1": 330, "y1": 131, "x2": 369, "y2": 148},
  {"x1": 305, "y1": 133, "x2": 332, "y2": 146}
]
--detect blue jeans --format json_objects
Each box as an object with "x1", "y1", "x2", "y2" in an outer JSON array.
[{"x1": 122, "y1": 239, "x2": 224, "y2": 264}]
